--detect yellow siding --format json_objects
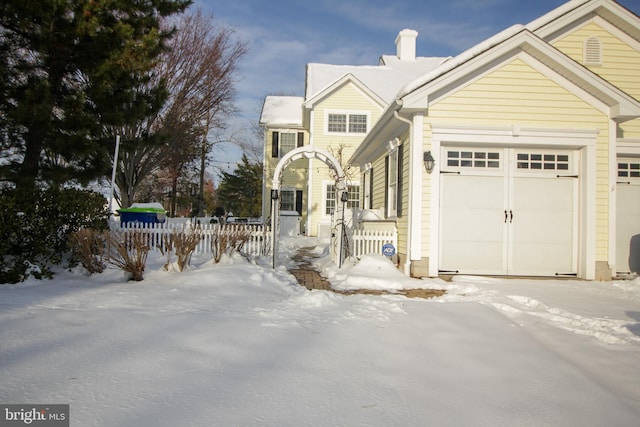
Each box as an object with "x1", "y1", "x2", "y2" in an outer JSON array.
[
  {"x1": 552, "y1": 21, "x2": 640, "y2": 139},
  {"x1": 424, "y1": 57, "x2": 610, "y2": 261},
  {"x1": 307, "y1": 82, "x2": 383, "y2": 235}
]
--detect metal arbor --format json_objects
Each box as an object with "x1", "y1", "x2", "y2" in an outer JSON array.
[{"x1": 270, "y1": 146, "x2": 346, "y2": 268}]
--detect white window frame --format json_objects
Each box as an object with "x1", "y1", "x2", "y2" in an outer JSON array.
[
  {"x1": 279, "y1": 132, "x2": 296, "y2": 157},
  {"x1": 323, "y1": 181, "x2": 360, "y2": 216},
  {"x1": 324, "y1": 110, "x2": 370, "y2": 135},
  {"x1": 387, "y1": 148, "x2": 399, "y2": 218},
  {"x1": 280, "y1": 189, "x2": 295, "y2": 211}
]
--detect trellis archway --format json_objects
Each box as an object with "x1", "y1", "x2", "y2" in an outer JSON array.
[{"x1": 270, "y1": 146, "x2": 346, "y2": 268}]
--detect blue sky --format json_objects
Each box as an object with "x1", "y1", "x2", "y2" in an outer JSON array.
[{"x1": 195, "y1": 0, "x2": 639, "y2": 168}]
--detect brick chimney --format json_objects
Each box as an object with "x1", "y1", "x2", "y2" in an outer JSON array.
[{"x1": 395, "y1": 29, "x2": 418, "y2": 61}]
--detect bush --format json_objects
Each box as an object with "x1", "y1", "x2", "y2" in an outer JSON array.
[
  {"x1": 211, "y1": 225, "x2": 252, "y2": 263},
  {"x1": 162, "y1": 226, "x2": 203, "y2": 272},
  {"x1": 105, "y1": 230, "x2": 150, "y2": 281},
  {"x1": 68, "y1": 228, "x2": 107, "y2": 274},
  {"x1": 0, "y1": 187, "x2": 109, "y2": 283}
]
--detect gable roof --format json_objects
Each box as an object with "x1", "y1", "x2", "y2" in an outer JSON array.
[
  {"x1": 399, "y1": 27, "x2": 640, "y2": 119},
  {"x1": 526, "y1": 0, "x2": 640, "y2": 42},
  {"x1": 259, "y1": 96, "x2": 304, "y2": 127},
  {"x1": 351, "y1": 0, "x2": 640, "y2": 166},
  {"x1": 304, "y1": 56, "x2": 449, "y2": 108}
]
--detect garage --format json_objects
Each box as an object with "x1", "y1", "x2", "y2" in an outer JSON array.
[
  {"x1": 439, "y1": 146, "x2": 578, "y2": 276},
  {"x1": 616, "y1": 158, "x2": 640, "y2": 275}
]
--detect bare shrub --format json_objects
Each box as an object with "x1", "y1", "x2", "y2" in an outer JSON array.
[
  {"x1": 163, "y1": 226, "x2": 202, "y2": 271},
  {"x1": 211, "y1": 225, "x2": 252, "y2": 263},
  {"x1": 68, "y1": 228, "x2": 107, "y2": 274},
  {"x1": 106, "y1": 230, "x2": 150, "y2": 281}
]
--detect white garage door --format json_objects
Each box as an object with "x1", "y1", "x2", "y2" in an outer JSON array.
[
  {"x1": 616, "y1": 158, "x2": 640, "y2": 275},
  {"x1": 440, "y1": 147, "x2": 578, "y2": 276}
]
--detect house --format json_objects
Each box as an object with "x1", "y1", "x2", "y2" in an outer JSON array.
[
  {"x1": 260, "y1": 0, "x2": 640, "y2": 281},
  {"x1": 350, "y1": 0, "x2": 640, "y2": 280},
  {"x1": 259, "y1": 31, "x2": 449, "y2": 237}
]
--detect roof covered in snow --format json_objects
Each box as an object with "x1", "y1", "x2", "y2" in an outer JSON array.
[
  {"x1": 305, "y1": 55, "x2": 449, "y2": 106},
  {"x1": 259, "y1": 96, "x2": 304, "y2": 127}
]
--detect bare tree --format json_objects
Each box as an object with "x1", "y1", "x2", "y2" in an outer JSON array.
[{"x1": 114, "y1": 9, "x2": 246, "y2": 210}]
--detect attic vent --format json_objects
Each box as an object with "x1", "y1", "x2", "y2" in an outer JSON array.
[{"x1": 583, "y1": 37, "x2": 602, "y2": 66}]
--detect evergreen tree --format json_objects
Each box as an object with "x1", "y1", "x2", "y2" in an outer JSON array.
[
  {"x1": 216, "y1": 155, "x2": 263, "y2": 217},
  {"x1": 0, "y1": 0, "x2": 191, "y2": 192}
]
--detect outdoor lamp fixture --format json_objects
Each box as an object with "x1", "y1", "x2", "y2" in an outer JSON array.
[
  {"x1": 423, "y1": 151, "x2": 435, "y2": 173},
  {"x1": 271, "y1": 189, "x2": 279, "y2": 200},
  {"x1": 341, "y1": 191, "x2": 349, "y2": 203}
]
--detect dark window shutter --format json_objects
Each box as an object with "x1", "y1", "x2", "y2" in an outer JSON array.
[
  {"x1": 271, "y1": 132, "x2": 279, "y2": 158},
  {"x1": 361, "y1": 172, "x2": 366, "y2": 207},
  {"x1": 384, "y1": 156, "x2": 389, "y2": 217},
  {"x1": 297, "y1": 132, "x2": 304, "y2": 148},
  {"x1": 369, "y1": 168, "x2": 374, "y2": 209},
  {"x1": 295, "y1": 190, "x2": 303, "y2": 215},
  {"x1": 397, "y1": 144, "x2": 404, "y2": 217}
]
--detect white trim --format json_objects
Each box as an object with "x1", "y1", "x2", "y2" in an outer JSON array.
[
  {"x1": 410, "y1": 112, "x2": 424, "y2": 260},
  {"x1": 617, "y1": 139, "x2": 640, "y2": 156},
  {"x1": 608, "y1": 119, "x2": 617, "y2": 275},
  {"x1": 431, "y1": 124, "x2": 598, "y2": 279},
  {"x1": 429, "y1": 132, "x2": 441, "y2": 277},
  {"x1": 305, "y1": 73, "x2": 386, "y2": 109}
]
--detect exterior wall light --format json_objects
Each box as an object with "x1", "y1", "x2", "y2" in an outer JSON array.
[
  {"x1": 271, "y1": 189, "x2": 279, "y2": 200},
  {"x1": 423, "y1": 151, "x2": 435, "y2": 173}
]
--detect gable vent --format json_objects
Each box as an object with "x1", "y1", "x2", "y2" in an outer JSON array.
[{"x1": 583, "y1": 36, "x2": 602, "y2": 66}]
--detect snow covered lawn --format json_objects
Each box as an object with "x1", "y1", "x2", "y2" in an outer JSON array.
[{"x1": 1, "y1": 238, "x2": 639, "y2": 426}]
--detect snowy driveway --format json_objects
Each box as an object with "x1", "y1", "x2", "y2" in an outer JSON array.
[{"x1": 1, "y1": 243, "x2": 640, "y2": 426}]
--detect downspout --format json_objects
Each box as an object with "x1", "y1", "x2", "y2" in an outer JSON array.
[{"x1": 393, "y1": 108, "x2": 413, "y2": 276}]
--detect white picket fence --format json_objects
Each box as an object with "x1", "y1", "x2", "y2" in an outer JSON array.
[
  {"x1": 114, "y1": 222, "x2": 271, "y2": 257},
  {"x1": 350, "y1": 227, "x2": 398, "y2": 259},
  {"x1": 112, "y1": 220, "x2": 397, "y2": 263}
]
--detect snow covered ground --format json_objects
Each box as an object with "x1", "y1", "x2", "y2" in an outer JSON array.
[{"x1": 1, "y1": 237, "x2": 639, "y2": 426}]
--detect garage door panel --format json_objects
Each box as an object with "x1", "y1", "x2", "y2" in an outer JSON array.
[
  {"x1": 440, "y1": 173, "x2": 506, "y2": 274},
  {"x1": 510, "y1": 176, "x2": 575, "y2": 275},
  {"x1": 616, "y1": 170, "x2": 640, "y2": 274}
]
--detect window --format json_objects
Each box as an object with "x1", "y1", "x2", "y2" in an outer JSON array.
[
  {"x1": 517, "y1": 153, "x2": 569, "y2": 171},
  {"x1": 280, "y1": 190, "x2": 295, "y2": 211},
  {"x1": 325, "y1": 184, "x2": 360, "y2": 215},
  {"x1": 280, "y1": 133, "x2": 296, "y2": 156},
  {"x1": 328, "y1": 114, "x2": 347, "y2": 133},
  {"x1": 349, "y1": 114, "x2": 367, "y2": 133},
  {"x1": 618, "y1": 162, "x2": 640, "y2": 178},
  {"x1": 584, "y1": 36, "x2": 602, "y2": 66},
  {"x1": 327, "y1": 112, "x2": 368, "y2": 134},
  {"x1": 387, "y1": 149, "x2": 398, "y2": 217},
  {"x1": 271, "y1": 131, "x2": 304, "y2": 158},
  {"x1": 447, "y1": 150, "x2": 500, "y2": 168}
]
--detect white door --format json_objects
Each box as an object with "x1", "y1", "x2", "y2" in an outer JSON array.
[
  {"x1": 616, "y1": 158, "x2": 640, "y2": 275},
  {"x1": 509, "y1": 151, "x2": 577, "y2": 276},
  {"x1": 439, "y1": 148, "x2": 577, "y2": 276}
]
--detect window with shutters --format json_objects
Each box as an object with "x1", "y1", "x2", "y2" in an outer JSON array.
[
  {"x1": 583, "y1": 36, "x2": 602, "y2": 66},
  {"x1": 280, "y1": 190, "x2": 295, "y2": 211},
  {"x1": 271, "y1": 131, "x2": 304, "y2": 158},
  {"x1": 326, "y1": 111, "x2": 369, "y2": 134}
]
